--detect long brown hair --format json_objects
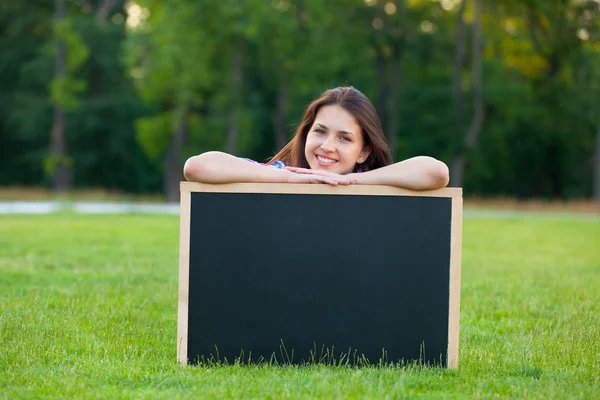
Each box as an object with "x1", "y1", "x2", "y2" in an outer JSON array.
[{"x1": 269, "y1": 86, "x2": 393, "y2": 172}]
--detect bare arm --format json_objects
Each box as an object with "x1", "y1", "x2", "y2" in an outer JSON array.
[
  {"x1": 183, "y1": 152, "x2": 290, "y2": 184},
  {"x1": 183, "y1": 151, "x2": 355, "y2": 185},
  {"x1": 348, "y1": 156, "x2": 450, "y2": 190}
]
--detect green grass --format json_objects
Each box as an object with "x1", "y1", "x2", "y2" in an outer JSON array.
[{"x1": 1, "y1": 213, "x2": 599, "y2": 399}]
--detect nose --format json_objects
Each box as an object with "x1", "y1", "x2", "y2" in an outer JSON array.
[{"x1": 320, "y1": 134, "x2": 336, "y2": 152}]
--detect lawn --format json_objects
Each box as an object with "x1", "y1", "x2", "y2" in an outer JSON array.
[{"x1": 1, "y1": 212, "x2": 598, "y2": 399}]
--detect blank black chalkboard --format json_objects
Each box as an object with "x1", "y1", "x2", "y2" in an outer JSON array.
[{"x1": 177, "y1": 183, "x2": 462, "y2": 368}]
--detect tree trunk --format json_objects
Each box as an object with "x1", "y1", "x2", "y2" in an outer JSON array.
[
  {"x1": 464, "y1": 0, "x2": 485, "y2": 150},
  {"x1": 450, "y1": 0, "x2": 468, "y2": 187},
  {"x1": 92, "y1": 0, "x2": 114, "y2": 99},
  {"x1": 274, "y1": 79, "x2": 288, "y2": 150},
  {"x1": 226, "y1": 42, "x2": 244, "y2": 155},
  {"x1": 386, "y1": 0, "x2": 404, "y2": 157},
  {"x1": 594, "y1": 102, "x2": 600, "y2": 205},
  {"x1": 164, "y1": 112, "x2": 187, "y2": 203},
  {"x1": 375, "y1": 48, "x2": 388, "y2": 136},
  {"x1": 50, "y1": 0, "x2": 71, "y2": 192},
  {"x1": 385, "y1": 52, "x2": 401, "y2": 157},
  {"x1": 451, "y1": 0, "x2": 484, "y2": 188},
  {"x1": 96, "y1": 0, "x2": 120, "y2": 24}
]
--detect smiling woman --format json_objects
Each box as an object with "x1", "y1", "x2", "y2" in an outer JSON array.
[
  {"x1": 305, "y1": 108, "x2": 369, "y2": 175},
  {"x1": 183, "y1": 86, "x2": 450, "y2": 190}
]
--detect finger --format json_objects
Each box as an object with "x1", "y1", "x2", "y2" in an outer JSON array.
[
  {"x1": 332, "y1": 177, "x2": 353, "y2": 185},
  {"x1": 309, "y1": 176, "x2": 337, "y2": 186},
  {"x1": 285, "y1": 166, "x2": 311, "y2": 173},
  {"x1": 318, "y1": 175, "x2": 352, "y2": 185},
  {"x1": 286, "y1": 167, "x2": 345, "y2": 180},
  {"x1": 325, "y1": 177, "x2": 349, "y2": 185},
  {"x1": 291, "y1": 169, "x2": 315, "y2": 175}
]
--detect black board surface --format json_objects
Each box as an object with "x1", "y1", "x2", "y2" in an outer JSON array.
[{"x1": 185, "y1": 191, "x2": 452, "y2": 365}]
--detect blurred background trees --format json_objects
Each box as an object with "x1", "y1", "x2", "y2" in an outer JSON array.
[{"x1": 1, "y1": 0, "x2": 599, "y2": 202}]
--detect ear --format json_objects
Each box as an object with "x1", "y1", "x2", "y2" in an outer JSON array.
[{"x1": 357, "y1": 146, "x2": 372, "y2": 164}]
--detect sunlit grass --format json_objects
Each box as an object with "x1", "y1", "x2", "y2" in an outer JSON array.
[{"x1": 1, "y1": 213, "x2": 598, "y2": 398}]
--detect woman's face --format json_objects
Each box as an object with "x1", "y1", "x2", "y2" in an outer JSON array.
[{"x1": 304, "y1": 105, "x2": 371, "y2": 175}]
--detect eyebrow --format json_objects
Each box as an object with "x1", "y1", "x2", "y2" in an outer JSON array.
[{"x1": 315, "y1": 123, "x2": 355, "y2": 137}]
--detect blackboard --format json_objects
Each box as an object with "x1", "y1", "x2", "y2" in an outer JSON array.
[{"x1": 177, "y1": 182, "x2": 462, "y2": 368}]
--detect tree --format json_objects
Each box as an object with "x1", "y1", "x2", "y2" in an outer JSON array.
[
  {"x1": 595, "y1": 102, "x2": 600, "y2": 204},
  {"x1": 250, "y1": 0, "x2": 325, "y2": 150},
  {"x1": 450, "y1": 0, "x2": 484, "y2": 188},
  {"x1": 48, "y1": 0, "x2": 89, "y2": 192},
  {"x1": 367, "y1": 0, "x2": 405, "y2": 156},
  {"x1": 126, "y1": 0, "x2": 220, "y2": 202},
  {"x1": 4, "y1": 0, "x2": 598, "y2": 202},
  {"x1": 49, "y1": 0, "x2": 69, "y2": 191}
]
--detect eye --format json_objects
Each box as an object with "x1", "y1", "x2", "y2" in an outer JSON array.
[
  {"x1": 314, "y1": 128, "x2": 326, "y2": 134},
  {"x1": 339, "y1": 135, "x2": 352, "y2": 142}
]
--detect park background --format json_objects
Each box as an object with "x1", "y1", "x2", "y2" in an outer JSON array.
[
  {"x1": 1, "y1": 0, "x2": 600, "y2": 208},
  {"x1": 2, "y1": 2, "x2": 600, "y2": 398}
]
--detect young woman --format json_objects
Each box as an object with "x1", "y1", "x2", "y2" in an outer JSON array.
[{"x1": 183, "y1": 86, "x2": 449, "y2": 190}]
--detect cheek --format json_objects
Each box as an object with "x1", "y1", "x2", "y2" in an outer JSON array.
[
  {"x1": 341, "y1": 144, "x2": 363, "y2": 161},
  {"x1": 304, "y1": 136, "x2": 319, "y2": 151}
]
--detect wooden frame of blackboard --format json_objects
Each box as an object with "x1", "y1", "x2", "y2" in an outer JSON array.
[{"x1": 177, "y1": 182, "x2": 463, "y2": 368}]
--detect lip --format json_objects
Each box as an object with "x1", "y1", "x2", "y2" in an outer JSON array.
[{"x1": 315, "y1": 154, "x2": 338, "y2": 166}]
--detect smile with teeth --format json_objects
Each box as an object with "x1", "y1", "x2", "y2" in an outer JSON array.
[{"x1": 316, "y1": 155, "x2": 337, "y2": 164}]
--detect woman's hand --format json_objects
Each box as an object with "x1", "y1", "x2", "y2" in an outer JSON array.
[{"x1": 284, "y1": 167, "x2": 356, "y2": 186}]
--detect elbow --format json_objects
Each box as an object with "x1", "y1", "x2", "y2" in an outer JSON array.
[
  {"x1": 421, "y1": 157, "x2": 449, "y2": 190},
  {"x1": 183, "y1": 151, "x2": 221, "y2": 183},
  {"x1": 432, "y1": 160, "x2": 450, "y2": 189}
]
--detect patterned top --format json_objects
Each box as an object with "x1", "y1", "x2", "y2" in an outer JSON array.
[{"x1": 243, "y1": 158, "x2": 287, "y2": 169}]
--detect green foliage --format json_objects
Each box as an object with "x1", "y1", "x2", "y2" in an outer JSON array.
[
  {"x1": 49, "y1": 75, "x2": 86, "y2": 109},
  {"x1": 1, "y1": 0, "x2": 599, "y2": 198},
  {"x1": 135, "y1": 112, "x2": 172, "y2": 160},
  {"x1": 0, "y1": 1, "x2": 160, "y2": 192},
  {"x1": 125, "y1": 0, "x2": 222, "y2": 163},
  {"x1": 42, "y1": 153, "x2": 73, "y2": 177},
  {"x1": 54, "y1": 18, "x2": 89, "y2": 71},
  {"x1": 49, "y1": 18, "x2": 89, "y2": 109}
]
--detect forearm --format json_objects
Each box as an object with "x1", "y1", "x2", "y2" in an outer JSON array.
[
  {"x1": 349, "y1": 156, "x2": 450, "y2": 190},
  {"x1": 183, "y1": 151, "x2": 290, "y2": 184}
]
